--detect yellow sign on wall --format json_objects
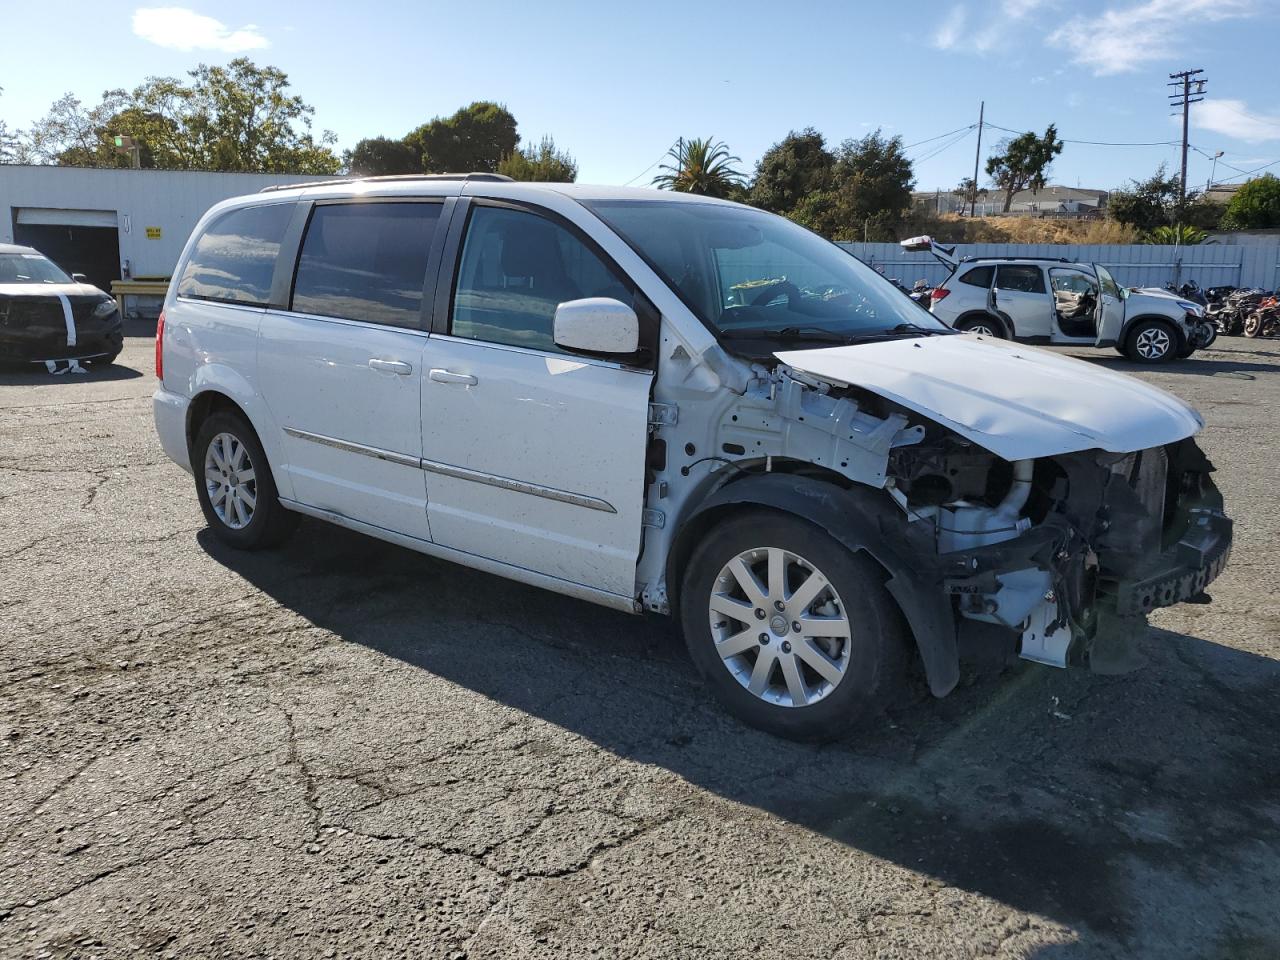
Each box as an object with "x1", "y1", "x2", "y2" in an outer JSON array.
[{"x1": 145, "y1": 226, "x2": 162, "y2": 239}]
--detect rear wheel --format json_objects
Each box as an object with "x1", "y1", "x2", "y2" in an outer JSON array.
[
  {"x1": 1243, "y1": 315, "x2": 1262, "y2": 338},
  {"x1": 679, "y1": 511, "x2": 909, "y2": 741},
  {"x1": 1124, "y1": 319, "x2": 1178, "y2": 363},
  {"x1": 956, "y1": 315, "x2": 1005, "y2": 338},
  {"x1": 193, "y1": 411, "x2": 298, "y2": 549}
]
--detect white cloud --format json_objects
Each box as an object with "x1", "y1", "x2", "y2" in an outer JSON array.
[
  {"x1": 132, "y1": 7, "x2": 269, "y2": 53},
  {"x1": 932, "y1": 6, "x2": 968, "y2": 51},
  {"x1": 1048, "y1": 0, "x2": 1253, "y2": 76},
  {"x1": 932, "y1": 0, "x2": 1052, "y2": 55},
  {"x1": 1195, "y1": 99, "x2": 1280, "y2": 143}
]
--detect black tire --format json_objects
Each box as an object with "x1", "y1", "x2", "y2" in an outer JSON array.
[
  {"x1": 1123, "y1": 319, "x2": 1179, "y2": 363},
  {"x1": 1176, "y1": 342, "x2": 1196, "y2": 359},
  {"x1": 679, "y1": 510, "x2": 910, "y2": 741},
  {"x1": 1243, "y1": 315, "x2": 1262, "y2": 339},
  {"x1": 955, "y1": 315, "x2": 1006, "y2": 338},
  {"x1": 193, "y1": 410, "x2": 298, "y2": 550}
]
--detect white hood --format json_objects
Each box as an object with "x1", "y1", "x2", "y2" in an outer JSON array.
[{"x1": 776, "y1": 335, "x2": 1202, "y2": 461}]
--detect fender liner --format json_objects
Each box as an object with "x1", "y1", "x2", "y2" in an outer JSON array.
[{"x1": 675, "y1": 473, "x2": 960, "y2": 697}]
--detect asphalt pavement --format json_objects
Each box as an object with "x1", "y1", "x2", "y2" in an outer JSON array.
[{"x1": 2, "y1": 325, "x2": 1277, "y2": 959}]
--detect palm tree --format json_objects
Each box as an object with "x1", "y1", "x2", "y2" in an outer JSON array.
[{"x1": 652, "y1": 137, "x2": 746, "y2": 198}]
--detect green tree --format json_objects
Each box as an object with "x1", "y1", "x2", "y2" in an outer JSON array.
[
  {"x1": 652, "y1": 137, "x2": 746, "y2": 198},
  {"x1": 985, "y1": 125, "x2": 1065, "y2": 212},
  {"x1": 498, "y1": 135, "x2": 577, "y2": 182},
  {"x1": 827, "y1": 129, "x2": 916, "y2": 240},
  {"x1": 23, "y1": 60, "x2": 340, "y2": 173},
  {"x1": 0, "y1": 86, "x2": 30, "y2": 163},
  {"x1": 1141, "y1": 224, "x2": 1208, "y2": 245},
  {"x1": 1106, "y1": 164, "x2": 1183, "y2": 231},
  {"x1": 406, "y1": 101, "x2": 518, "y2": 174},
  {"x1": 748, "y1": 128, "x2": 835, "y2": 214},
  {"x1": 345, "y1": 136, "x2": 421, "y2": 176},
  {"x1": 1221, "y1": 173, "x2": 1280, "y2": 230}
]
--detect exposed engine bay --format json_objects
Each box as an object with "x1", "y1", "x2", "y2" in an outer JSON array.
[
  {"x1": 882, "y1": 412, "x2": 1231, "y2": 669},
  {"x1": 647, "y1": 342, "x2": 1233, "y2": 684}
]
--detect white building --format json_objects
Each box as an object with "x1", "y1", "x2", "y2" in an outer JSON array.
[{"x1": 0, "y1": 166, "x2": 341, "y2": 292}]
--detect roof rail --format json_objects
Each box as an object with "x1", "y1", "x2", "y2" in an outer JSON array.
[
  {"x1": 959, "y1": 255, "x2": 1074, "y2": 264},
  {"x1": 259, "y1": 172, "x2": 515, "y2": 193}
]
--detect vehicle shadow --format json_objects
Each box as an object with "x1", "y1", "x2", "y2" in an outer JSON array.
[
  {"x1": 1073, "y1": 354, "x2": 1278, "y2": 378},
  {"x1": 200, "y1": 521, "x2": 1280, "y2": 948},
  {"x1": 0, "y1": 363, "x2": 143, "y2": 385}
]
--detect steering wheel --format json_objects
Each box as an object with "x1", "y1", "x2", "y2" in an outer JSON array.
[{"x1": 749, "y1": 279, "x2": 802, "y2": 308}]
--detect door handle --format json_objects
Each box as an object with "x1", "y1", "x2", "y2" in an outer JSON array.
[
  {"x1": 369, "y1": 358, "x2": 413, "y2": 376},
  {"x1": 429, "y1": 368, "x2": 478, "y2": 386}
]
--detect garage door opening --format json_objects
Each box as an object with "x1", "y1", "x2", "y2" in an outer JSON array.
[{"x1": 12, "y1": 208, "x2": 121, "y2": 293}]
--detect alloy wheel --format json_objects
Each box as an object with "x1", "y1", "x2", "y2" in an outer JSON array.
[
  {"x1": 707, "y1": 547, "x2": 851, "y2": 708},
  {"x1": 203, "y1": 432, "x2": 257, "y2": 530},
  {"x1": 1135, "y1": 327, "x2": 1172, "y2": 359}
]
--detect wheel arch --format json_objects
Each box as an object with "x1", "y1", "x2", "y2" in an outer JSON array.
[
  {"x1": 955, "y1": 310, "x2": 1011, "y2": 338},
  {"x1": 667, "y1": 472, "x2": 960, "y2": 698}
]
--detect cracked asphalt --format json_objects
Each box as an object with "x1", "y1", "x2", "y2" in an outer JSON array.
[{"x1": 2, "y1": 324, "x2": 1278, "y2": 959}]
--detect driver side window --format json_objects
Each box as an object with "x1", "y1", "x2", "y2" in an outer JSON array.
[{"x1": 451, "y1": 205, "x2": 635, "y2": 354}]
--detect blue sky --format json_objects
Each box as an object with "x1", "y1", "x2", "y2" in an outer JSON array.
[{"x1": 4, "y1": 0, "x2": 1279, "y2": 192}]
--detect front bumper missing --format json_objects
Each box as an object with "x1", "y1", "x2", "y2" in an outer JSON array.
[{"x1": 1112, "y1": 507, "x2": 1232, "y2": 615}]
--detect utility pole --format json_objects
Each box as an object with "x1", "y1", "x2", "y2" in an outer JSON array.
[
  {"x1": 1168, "y1": 69, "x2": 1206, "y2": 224},
  {"x1": 969, "y1": 101, "x2": 984, "y2": 217},
  {"x1": 1208, "y1": 150, "x2": 1223, "y2": 192}
]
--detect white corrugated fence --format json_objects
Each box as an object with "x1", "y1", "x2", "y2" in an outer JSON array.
[{"x1": 838, "y1": 242, "x2": 1280, "y2": 292}]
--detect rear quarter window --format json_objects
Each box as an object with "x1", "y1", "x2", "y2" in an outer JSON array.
[
  {"x1": 958, "y1": 265, "x2": 994, "y2": 288},
  {"x1": 177, "y1": 203, "x2": 292, "y2": 306}
]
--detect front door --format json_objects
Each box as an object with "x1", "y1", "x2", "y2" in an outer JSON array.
[
  {"x1": 1093, "y1": 264, "x2": 1127, "y2": 347},
  {"x1": 1048, "y1": 267, "x2": 1100, "y2": 341},
  {"x1": 257, "y1": 198, "x2": 447, "y2": 539},
  {"x1": 993, "y1": 264, "x2": 1053, "y2": 338},
  {"x1": 420, "y1": 201, "x2": 653, "y2": 599}
]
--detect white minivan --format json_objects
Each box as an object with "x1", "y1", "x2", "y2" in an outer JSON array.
[{"x1": 154, "y1": 175, "x2": 1232, "y2": 739}]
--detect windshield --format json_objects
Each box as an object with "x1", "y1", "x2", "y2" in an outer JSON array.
[
  {"x1": 0, "y1": 252, "x2": 72, "y2": 285},
  {"x1": 583, "y1": 200, "x2": 950, "y2": 348}
]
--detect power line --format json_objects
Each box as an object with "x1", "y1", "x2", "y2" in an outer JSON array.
[
  {"x1": 984, "y1": 120, "x2": 1177, "y2": 147},
  {"x1": 622, "y1": 140, "x2": 678, "y2": 186},
  {"x1": 903, "y1": 124, "x2": 976, "y2": 150},
  {"x1": 1219, "y1": 101, "x2": 1280, "y2": 131},
  {"x1": 912, "y1": 126, "x2": 975, "y2": 164}
]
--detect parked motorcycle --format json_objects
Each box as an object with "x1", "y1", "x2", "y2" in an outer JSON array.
[
  {"x1": 1243, "y1": 294, "x2": 1280, "y2": 339},
  {"x1": 1212, "y1": 288, "x2": 1267, "y2": 337}
]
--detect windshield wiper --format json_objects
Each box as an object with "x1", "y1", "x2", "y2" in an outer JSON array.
[
  {"x1": 886, "y1": 321, "x2": 954, "y2": 336},
  {"x1": 719, "y1": 326, "x2": 858, "y2": 343}
]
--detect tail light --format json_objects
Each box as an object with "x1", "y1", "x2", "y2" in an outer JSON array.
[
  {"x1": 155, "y1": 311, "x2": 165, "y2": 381},
  {"x1": 931, "y1": 287, "x2": 950, "y2": 302}
]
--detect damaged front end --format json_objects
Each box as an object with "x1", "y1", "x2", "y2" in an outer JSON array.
[{"x1": 886, "y1": 425, "x2": 1232, "y2": 673}]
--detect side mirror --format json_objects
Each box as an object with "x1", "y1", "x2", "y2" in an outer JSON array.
[
  {"x1": 71, "y1": 273, "x2": 88, "y2": 283},
  {"x1": 552, "y1": 297, "x2": 638, "y2": 355}
]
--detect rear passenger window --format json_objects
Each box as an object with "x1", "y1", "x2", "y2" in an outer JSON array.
[
  {"x1": 958, "y1": 265, "x2": 994, "y2": 288},
  {"x1": 995, "y1": 265, "x2": 1047, "y2": 294},
  {"x1": 292, "y1": 202, "x2": 441, "y2": 328},
  {"x1": 177, "y1": 203, "x2": 292, "y2": 305},
  {"x1": 451, "y1": 205, "x2": 634, "y2": 353}
]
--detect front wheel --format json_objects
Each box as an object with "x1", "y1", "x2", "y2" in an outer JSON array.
[
  {"x1": 679, "y1": 511, "x2": 909, "y2": 741},
  {"x1": 193, "y1": 411, "x2": 298, "y2": 550},
  {"x1": 1124, "y1": 319, "x2": 1178, "y2": 363},
  {"x1": 1243, "y1": 315, "x2": 1262, "y2": 338}
]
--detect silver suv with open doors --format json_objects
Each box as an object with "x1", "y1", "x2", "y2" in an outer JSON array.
[{"x1": 902, "y1": 236, "x2": 1214, "y2": 362}]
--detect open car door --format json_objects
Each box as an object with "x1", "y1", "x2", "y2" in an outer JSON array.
[{"x1": 1094, "y1": 264, "x2": 1126, "y2": 346}]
